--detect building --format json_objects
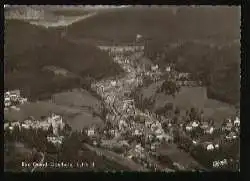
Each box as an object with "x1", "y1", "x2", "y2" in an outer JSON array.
[
  {"x1": 234, "y1": 117, "x2": 240, "y2": 127},
  {"x1": 47, "y1": 113, "x2": 64, "y2": 135},
  {"x1": 87, "y1": 127, "x2": 95, "y2": 137},
  {"x1": 205, "y1": 127, "x2": 214, "y2": 134},
  {"x1": 191, "y1": 121, "x2": 199, "y2": 128},
  {"x1": 206, "y1": 143, "x2": 214, "y2": 151},
  {"x1": 47, "y1": 136, "x2": 64, "y2": 145}
]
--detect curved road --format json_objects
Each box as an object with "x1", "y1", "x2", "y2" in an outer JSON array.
[{"x1": 31, "y1": 152, "x2": 45, "y2": 172}]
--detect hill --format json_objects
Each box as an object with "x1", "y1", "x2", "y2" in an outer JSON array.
[
  {"x1": 4, "y1": 19, "x2": 123, "y2": 101},
  {"x1": 66, "y1": 6, "x2": 240, "y2": 44},
  {"x1": 146, "y1": 41, "x2": 240, "y2": 106}
]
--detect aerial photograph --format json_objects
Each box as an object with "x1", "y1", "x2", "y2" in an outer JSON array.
[{"x1": 4, "y1": 5, "x2": 240, "y2": 172}]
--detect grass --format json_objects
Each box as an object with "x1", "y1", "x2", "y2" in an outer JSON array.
[{"x1": 137, "y1": 83, "x2": 236, "y2": 126}]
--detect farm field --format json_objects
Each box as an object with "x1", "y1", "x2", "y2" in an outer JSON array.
[{"x1": 138, "y1": 84, "x2": 236, "y2": 127}]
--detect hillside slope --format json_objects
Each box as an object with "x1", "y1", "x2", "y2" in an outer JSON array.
[
  {"x1": 146, "y1": 41, "x2": 240, "y2": 106},
  {"x1": 66, "y1": 6, "x2": 240, "y2": 44},
  {"x1": 4, "y1": 19, "x2": 123, "y2": 100}
]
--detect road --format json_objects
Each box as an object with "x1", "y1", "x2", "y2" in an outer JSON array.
[
  {"x1": 31, "y1": 152, "x2": 45, "y2": 173},
  {"x1": 84, "y1": 143, "x2": 149, "y2": 171}
]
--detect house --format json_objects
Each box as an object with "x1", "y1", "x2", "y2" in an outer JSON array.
[
  {"x1": 111, "y1": 80, "x2": 117, "y2": 87},
  {"x1": 223, "y1": 122, "x2": 233, "y2": 132},
  {"x1": 133, "y1": 129, "x2": 142, "y2": 136},
  {"x1": 21, "y1": 123, "x2": 30, "y2": 129},
  {"x1": 151, "y1": 64, "x2": 159, "y2": 71},
  {"x1": 47, "y1": 136, "x2": 64, "y2": 145},
  {"x1": 234, "y1": 117, "x2": 240, "y2": 127},
  {"x1": 213, "y1": 161, "x2": 220, "y2": 168},
  {"x1": 4, "y1": 100, "x2": 11, "y2": 107},
  {"x1": 191, "y1": 121, "x2": 199, "y2": 128},
  {"x1": 226, "y1": 132, "x2": 237, "y2": 140},
  {"x1": 151, "y1": 144, "x2": 156, "y2": 151},
  {"x1": 10, "y1": 94, "x2": 18, "y2": 101},
  {"x1": 185, "y1": 125, "x2": 193, "y2": 132},
  {"x1": 206, "y1": 144, "x2": 214, "y2": 151},
  {"x1": 214, "y1": 144, "x2": 219, "y2": 149},
  {"x1": 135, "y1": 144, "x2": 144, "y2": 153},
  {"x1": 19, "y1": 98, "x2": 28, "y2": 104},
  {"x1": 165, "y1": 66, "x2": 171, "y2": 72},
  {"x1": 87, "y1": 127, "x2": 95, "y2": 136},
  {"x1": 205, "y1": 127, "x2": 214, "y2": 134}
]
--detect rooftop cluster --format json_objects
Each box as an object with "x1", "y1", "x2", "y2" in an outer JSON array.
[{"x1": 4, "y1": 90, "x2": 28, "y2": 111}]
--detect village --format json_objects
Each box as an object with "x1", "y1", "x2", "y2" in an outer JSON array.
[
  {"x1": 85, "y1": 45, "x2": 240, "y2": 171},
  {"x1": 4, "y1": 43, "x2": 240, "y2": 171}
]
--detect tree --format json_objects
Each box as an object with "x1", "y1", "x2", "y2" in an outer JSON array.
[
  {"x1": 174, "y1": 107, "x2": 180, "y2": 115},
  {"x1": 63, "y1": 123, "x2": 72, "y2": 136},
  {"x1": 189, "y1": 107, "x2": 200, "y2": 120},
  {"x1": 47, "y1": 124, "x2": 54, "y2": 136},
  {"x1": 158, "y1": 80, "x2": 180, "y2": 97}
]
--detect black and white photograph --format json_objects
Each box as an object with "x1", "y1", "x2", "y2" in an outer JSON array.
[{"x1": 4, "y1": 5, "x2": 240, "y2": 172}]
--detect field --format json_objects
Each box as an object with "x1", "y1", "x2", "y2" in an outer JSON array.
[
  {"x1": 52, "y1": 89, "x2": 103, "y2": 114},
  {"x1": 138, "y1": 83, "x2": 236, "y2": 127},
  {"x1": 4, "y1": 90, "x2": 105, "y2": 130}
]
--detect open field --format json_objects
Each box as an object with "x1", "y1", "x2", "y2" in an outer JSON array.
[
  {"x1": 52, "y1": 89, "x2": 103, "y2": 114},
  {"x1": 138, "y1": 84, "x2": 236, "y2": 127},
  {"x1": 4, "y1": 89, "x2": 105, "y2": 130}
]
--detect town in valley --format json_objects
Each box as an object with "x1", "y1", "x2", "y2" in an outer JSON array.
[{"x1": 4, "y1": 5, "x2": 240, "y2": 172}]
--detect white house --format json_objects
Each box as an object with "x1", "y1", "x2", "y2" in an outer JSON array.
[
  {"x1": 205, "y1": 127, "x2": 214, "y2": 134},
  {"x1": 20, "y1": 98, "x2": 28, "y2": 104},
  {"x1": 151, "y1": 144, "x2": 156, "y2": 151},
  {"x1": 151, "y1": 64, "x2": 159, "y2": 71},
  {"x1": 214, "y1": 144, "x2": 220, "y2": 149},
  {"x1": 133, "y1": 129, "x2": 142, "y2": 136},
  {"x1": 110, "y1": 80, "x2": 117, "y2": 87},
  {"x1": 47, "y1": 136, "x2": 64, "y2": 145},
  {"x1": 213, "y1": 161, "x2": 220, "y2": 168},
  {"x1": 206, "y1": 144, "x2": 214, "y2": 151},
  {"x1": 156, "y1": 134, "x2": 164, "y2": 141},
  {"x1": 185, "y1": 125, "x2": 193, "y2": 131},
  {"x1": 234, "y1": 117, "x2": 240, "y2": 127},
  {"x1": 4, "y1": 100, "x2": 11, "y2": 107},
  {"x1": 87, "y1": 128, "x2": 95, "y2": 136},
  {"x1": 21, "y1": 123, "x2": 30, "y2": 129},
  {"x1": 135, "y1": 144, "x2": 144, "y2": 153},
  {"x1": 191, "y1": 121, "x2": 199, "y2": 128},
  {"x1": 165, "y1": 66, "x2": 171, "y2": 72}
]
